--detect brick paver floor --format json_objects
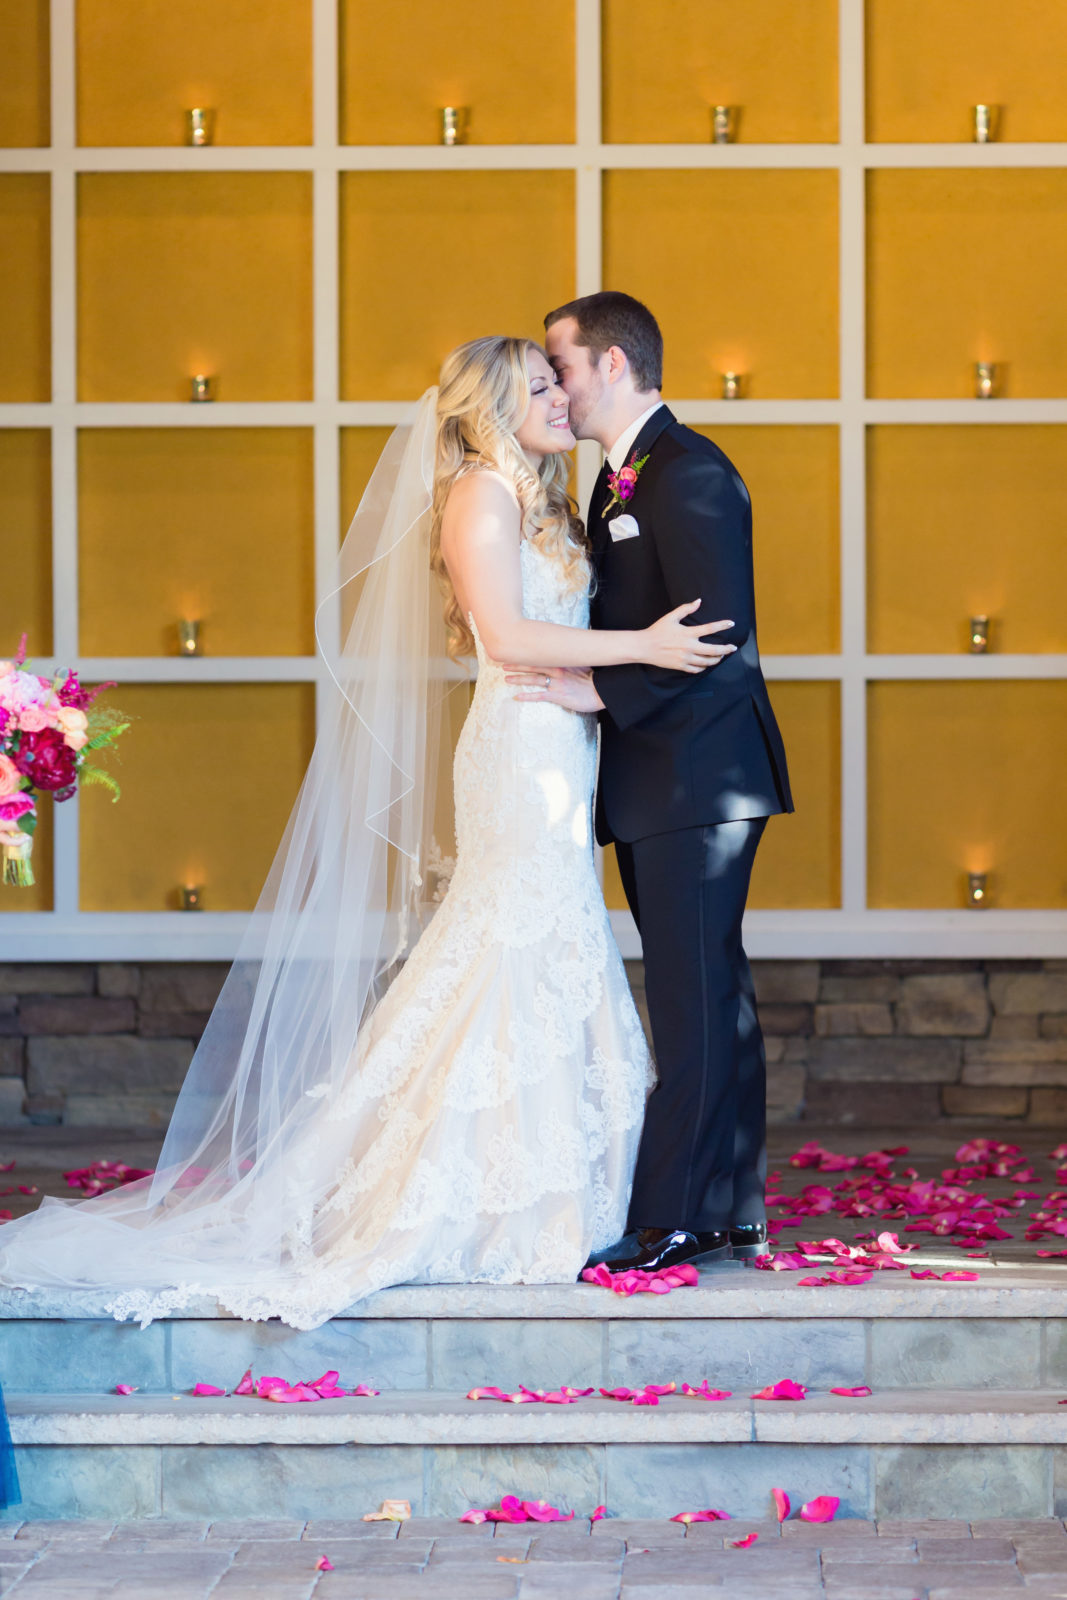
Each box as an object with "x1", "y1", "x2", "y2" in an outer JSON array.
[{"x1": 2, "y1": 1517, "x2": 1067, "y2": 1599}]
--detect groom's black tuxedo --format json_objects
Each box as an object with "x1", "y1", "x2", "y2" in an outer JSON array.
[
  {"x1": 589, "y1": 405, "x2": 792, "y2": 844},
  {"x1": 588, "y1": 405, "x2": 792, "y2": 1234}
]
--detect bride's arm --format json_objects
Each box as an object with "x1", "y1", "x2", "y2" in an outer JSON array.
[{"x1": 441, "y1": 472, "x2": 727, "y2": 674}]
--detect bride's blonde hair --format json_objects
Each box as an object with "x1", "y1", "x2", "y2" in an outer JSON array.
[{"x1": 430, "y1": 335, "x2": 590, "y2": 659}]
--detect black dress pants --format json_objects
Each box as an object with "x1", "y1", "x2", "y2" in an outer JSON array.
[{"x1": 614, "y1": 816, "x2": 768, "y2": 1233}]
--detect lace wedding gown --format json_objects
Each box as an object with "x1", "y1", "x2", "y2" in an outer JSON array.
[{"x1": 0, "y1": 539, "x2": 651, "y2": 1330}]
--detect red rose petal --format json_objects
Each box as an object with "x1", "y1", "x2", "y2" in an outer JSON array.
[
  {"x1": 830, "y1": 1386, "x2": 872, "y2": 1397},
  {"x1": 731, "y1": 1532, "x2": 759, "y2": 1547},
  {"x1": 314, "y1": 1556, "x2": 334, "y2": 1571},
  {"x1": 771, "y1": 1487, "x2": 790, "y2": 1522},
  {"x1": 800, "y1": 1496, "x2": 840, "y2": 1523}
]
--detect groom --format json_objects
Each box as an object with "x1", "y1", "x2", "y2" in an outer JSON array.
[{"x1": 513, "y1": 291, "x2": 793, "y2": 1271}]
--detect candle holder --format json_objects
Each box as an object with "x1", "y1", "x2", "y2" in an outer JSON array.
[
  {"x1": 190, "y1": 374, "x2": 216, "y2": 403},
  {"x1": 969, "y1": 615, "x2": 990, "y2": 654},
  {"x1": 185, "y1": 108, "x2": 217, "y2": 147},
  {"x1": 180, "y1": 884, "x2": 204, "y2": 911},
  {"x1": 177, "y1": 619, "x2": 202, "y2": 657},
  {"x1": 721, "y1": 371, "x2": 743, "y2": 401},
  {"x1": 974, "y1": 361, "x2": 998, "y2": 400},
  {"x1": 439, "y1": 107, "x2": 470, "y2": 146},
  {"x1": 711, "y1": 105, "x2": 738, "y2": 144},
  {"x1": 972, "y1": 104, "x2": 1000, "y2": 144},
  {"x1": 966, "y1": 871, "x2": 988, "y2": 908}
]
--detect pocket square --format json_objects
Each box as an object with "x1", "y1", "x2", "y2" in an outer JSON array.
[{"x1": 609, "y1": 513, "x2": 640, "y2": 542}]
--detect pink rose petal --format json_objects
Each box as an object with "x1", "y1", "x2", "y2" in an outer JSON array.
[
  {"x1": 522, "y1": 1500, "x2": 575, "y2": 1523},
  {"x1": 459, "y1": 1510, "x2": 490, "y2": 1524},
  {"x1": 590, "y1": 1506, "x2": 607, "y2": 1522},
  {"x1": 234, "y1": 1368, "x2": 254, "y2": 1395},
  {"x1": 751, "y1": 1379, "x2": 807, "y2": 1401},
  {"x1": 799, "y1": 1495, "x2": 840, "y2": 1523},
  {"x1": 731, "y1": 1532, "x2": 759, "y2": 1547},
  {"x1": 114, "y1": 1384, "x2": 138, "y2": 1395},
  {"x1": 830, "y1": 1386, "x2": 872, "y2": 1397},
  {"x1": 670, "y1": 1509, "x2": 731, "y2": 1524},
  {"x1": 191, "y1": 1383, "x2": 227, "y2": 1396},
  {"x1": 772, "y1": 1487, "x2": 790, "y2": 1522},
  {"x1": 314, "y1": 1556, "x2": 334, "y2": 1571},
  {"x1": 941, "y1": 1271, "x2": 979, "y2": 1281},
  {"x1": 351, "y1": 1384, "x2": 379, "y2": 1397},
  {"x1": 681, "y1": 1382, "x2": 732, "y2": 1401}
]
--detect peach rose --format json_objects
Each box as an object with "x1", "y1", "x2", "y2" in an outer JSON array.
[
  {"x1": 0, "y1": 662, "x2": 13, "y2": 680},
  {"x1": 0, "y1": 754, "x2": 22, "y2": 798},
  {"x1": 62, "y1": 729, "x2": 89, "y2": 752},
  {"x1": 18, "y1": 704, "x2": 50, "y2": 733},
  {"x1": 56, "y1": 706, "x2": 88, "y2": 735}
]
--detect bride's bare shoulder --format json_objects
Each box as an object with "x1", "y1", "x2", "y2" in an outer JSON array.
[{"x1": 442, "y1": 465, "x2": 520, "y2": 528}]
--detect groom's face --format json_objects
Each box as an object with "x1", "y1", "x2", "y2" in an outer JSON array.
[{"x1": 545, "y1": 318, "x2": 606, "y2": 440}]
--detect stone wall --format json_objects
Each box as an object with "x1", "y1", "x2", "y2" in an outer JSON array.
[{"x1": 1, "y1": 959, "x2": 1065, "y2": 1129}]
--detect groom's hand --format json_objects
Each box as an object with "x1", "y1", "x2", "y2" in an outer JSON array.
[{"x1": 503, "y1": 665, "x2": 605, "y2": 713}]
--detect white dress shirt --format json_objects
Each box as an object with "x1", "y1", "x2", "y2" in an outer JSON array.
[{"x1": 606, "y1": 401, "x2": 665, "y2": 475}]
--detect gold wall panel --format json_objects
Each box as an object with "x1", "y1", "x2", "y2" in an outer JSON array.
[
  {"x1": 868, "y1": 681, "x2": 1067, "y2": 908},
  {"x1": 0, "y1": 0, "x2": 49, "y2": 147},
  {"x1": 76, "y1": 0, "x2": 312, "y2": 147},
  {"x1": 0, "y1": 794, "x2": 52, "y2": 914},
  {"x1": 0, "y1": 430, "x2": 51, "y2": 657},
  {"x1": 867, "y1": 0, "x2": 1067, "y2": 143},
  {"x1": 77, "y1": 173, "x2": 313, "y2": 401},
  {"x1": 692, "y1": 425, "x2": 839, "y2": 654},
  {"x1": 339, "y1": 0, "x2": 574, "y2": 145},
  {"x1": 80, "y1": 682, "x2": 315, "y2": 911},
  {"x1": 78, "y1": 430, "x2": 315, "y2": 657},
  {"x1": 603, "y1": 170, "x2": 839, "y2": 399},
  {"x1": 340, "y1": 427, "x2": 394, "y2": 539},
  {"x1": 603, "y1": 0, "x2": 838, "y2": 145},
  {"x1": 0, "y1": 175, "x2": 50, "y2": 401},
  {"x1": 867, "y1": 170, "x2": 1067, "y2": 398},
  {"x1": 340, "y1": 172, "x2": 575, "y2": 400},
  {"x1": 603, "y1": 681, "x2": 840, "y2": 910},
  {"x1": 868, "y1": 426, "x2": 1067, "y2": 655}
]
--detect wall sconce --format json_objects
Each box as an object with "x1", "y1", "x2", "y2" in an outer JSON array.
[
  {"x1": 185, "y1": 108, "x2": 217, "y2": 147},
  {"x1": 177, "y1": 619, "x2": 202, "y2": 656},
  {"x1": 972, "y1": 105, "x2": 1000, "y2": 144},
  {"x1": 721, "y1": 371, "x2": 743, "y2": 400},
  {"x1": 180, "y1": 884, "x2": 204, "y2": 911},
  {"x1": 966, "y1": 871, "x2": 988, "y2": 908},
  {"x1": 190, "y1": 374, "x2": 215, "y2": 403},
  {"x1": 711, "y1": 105, "x2": 738, "y2": 144},
  {"x1": 969, "y1": 615, "x2": 990, "y2": 654},
  {"x1": 439, "y1": 107, "x2": 470, "y2": 146}
]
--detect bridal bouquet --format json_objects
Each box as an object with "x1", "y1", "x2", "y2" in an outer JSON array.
[{"x1": 0, "y1": 638, "x2": 129, "y2": 887}]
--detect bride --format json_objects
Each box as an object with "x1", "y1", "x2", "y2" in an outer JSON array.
[{"x1": 0, "y1": 336, "x2": 729, "y2": 1330}]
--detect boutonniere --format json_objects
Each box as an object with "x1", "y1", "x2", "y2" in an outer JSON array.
[{"x1": 602, "y1": 450, "x2": 650, "y2": 517}]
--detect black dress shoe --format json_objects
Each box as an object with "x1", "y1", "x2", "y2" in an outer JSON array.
[
  {"x1": 585, "y1": 1226, "x2": 730, "y2": 1275},
  {"x1": 728, "y1": 1221, "x2": 769, "y2": 1259}
]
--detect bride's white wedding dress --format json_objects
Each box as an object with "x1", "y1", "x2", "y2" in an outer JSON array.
[{"x1": 0, "y1": 537, "x2": 651, "y2": 1330}]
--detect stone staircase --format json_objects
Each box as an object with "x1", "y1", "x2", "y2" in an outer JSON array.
[{"x1": 4, "y1": 1263, "x2": 1066, "y2": 1524}]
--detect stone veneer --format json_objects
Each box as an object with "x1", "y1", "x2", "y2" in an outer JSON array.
[{"x1": 0, "y1": 959, "x2": 1065, "y2": 1129}]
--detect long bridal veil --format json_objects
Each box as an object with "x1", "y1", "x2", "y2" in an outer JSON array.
[{"x1": 0, "y1": 389, "x2": 469, "y2": 1322}]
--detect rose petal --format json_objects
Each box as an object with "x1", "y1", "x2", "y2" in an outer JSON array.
[
  {"x1": 751, "y1": 1379, "x2": 808, "y2": 1401},
  {"x1": 233, "y1": 1368, "x2": 254, "y2": 1396},
  {"x1": 314, "y1": 1556, "x2": 334, "y2": 1571},
  {"x1": 670, "y1": 1509, "x2": 731, "y2": 1523},
  {"x1": 799, "y1": 1495, "x2": 840, "y2": 1523},
  {"x1": 114, "y1": 1384, "x2": 138, "y2": 1395},
  {"x1": 731, "y1": 1532, "x2": 759, "y2": 1547},
  {"x1": 600, "y1": 1387, "x2": 636, "y2": 1402},
  {"x1": 681, "y1": 1382, "x2": 732, "y2": 1401},
  {"x1": 522, "y1": 1500, "x2": 575, "y2": 1523},
  {"x1": 590, "y1": 1506, "x2": 607, "y2": 1522},
  {"x1": 771, "y1": 1488, "x2": 790, "y2": 1522},
  {"x1": 797, "y1": 1276, "x2": 826, "y2": 1287},
  {"x1": 351, "y1": 1384, "x2": 379, "y2": 1397},
  {"x1": 941, "y1": 1271, "x2": 979, "y2": 1281},
  {"x1": 191, "y1": 1383, "x2": 227, "y2": 1396},
  {"x1": 459, "y1": 1510, "x2": 489, "y2": 1524},
  {"x1": 830, "y1": 1386, "x2": 872, "y2": 1397}
]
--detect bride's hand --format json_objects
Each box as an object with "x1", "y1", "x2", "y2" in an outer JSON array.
[{"x1": 641, "y1": 602, "x2": 737, "y2": 673}]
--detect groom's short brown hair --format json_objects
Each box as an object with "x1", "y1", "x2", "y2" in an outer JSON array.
[{"x1": 544, "y1": 291, "x2": 663, "y2": 393}]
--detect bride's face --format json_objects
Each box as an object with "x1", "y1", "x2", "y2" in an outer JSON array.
[{"x1": 515, "y1": 349, "x2": 575, "y2": 461}]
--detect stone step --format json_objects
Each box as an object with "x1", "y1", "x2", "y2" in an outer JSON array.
[
  {"x1": 5, "y1": 1389, "x2": 1067, "y2": 1524},
  {"x1": 9, "y1": 1388, "x2": 1067, "y2": 1447},
  {"x1": 2, "y1": 1270, "x2": 1065, "y2": 1398}
]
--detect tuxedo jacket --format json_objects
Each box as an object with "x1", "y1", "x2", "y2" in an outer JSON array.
[{"x1": 589, "y1": 405, "x2": 793, "y2": 846}]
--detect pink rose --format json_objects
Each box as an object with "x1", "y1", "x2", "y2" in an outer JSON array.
[
  {"x1": 617, "y1": 466, "x2": 638, "y2": 485},
  {"x1": 0, "y1": 753, "x2": 22, "y2": 798},
  {"x1": 0, "y1": 793, "x2": 34, "y2": 823},
  {"x1": 18, "y1": 704, "x2": 50, "y2": 733}
]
